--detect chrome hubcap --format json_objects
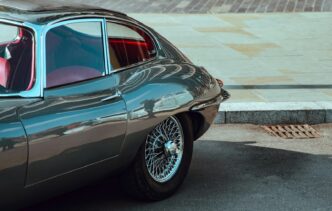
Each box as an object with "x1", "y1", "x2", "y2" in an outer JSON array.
[
  {"x1": 164, "y1": 141, "x2": 179, "y2": 156},
  {"x1": 145, "y1": 116, "x2": 184, "y2": 183}
]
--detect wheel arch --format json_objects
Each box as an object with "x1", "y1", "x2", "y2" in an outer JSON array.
[{"x1": 175, "y1": 111, "x2": 207, "y2": 141}]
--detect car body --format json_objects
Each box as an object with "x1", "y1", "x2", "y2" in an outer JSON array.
[{"x1": 0, "y1": 0, "x2": 229, "y2": 208}]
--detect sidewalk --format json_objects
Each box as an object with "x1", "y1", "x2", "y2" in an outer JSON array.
[
  {"x1": 42, "y1": 0, "x2": 332, "y2": 13},
  {"x1": 132, "y1": 12, "x2": 332, "y2": 124},
  {"x1": 35, "y1": 0, "x2": 332, "y2": 124}
]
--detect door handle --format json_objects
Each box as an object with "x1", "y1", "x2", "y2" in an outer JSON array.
[{"x1": 101, "y1": 90, "x2": 122, "y2": 102}]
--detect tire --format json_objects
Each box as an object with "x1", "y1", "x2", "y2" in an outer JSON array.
[{"x1": 121, "y1": 114, "x2": 194, "y2": 201}]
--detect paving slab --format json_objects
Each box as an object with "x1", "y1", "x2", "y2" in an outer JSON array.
[
  {"x1": 25, "y1": 1, "x2": 332, "y2": 124},
  {"x1": 131, "y1": 13, "x2": 332, "y2": 91},
  {"x1": 130, "y1": 13, "x2": 332, "y2": 124}
]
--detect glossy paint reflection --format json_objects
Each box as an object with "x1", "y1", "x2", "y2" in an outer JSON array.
[
  {"x1": 113, "y1": 58, "x2": 221, "y2": 164},
  {"x1": 0, "y1": 3, "x2": 226, "y2": 207},
  {"x1": 116, "y1": 59, "x2": 219, "y2": 119},
  {"x1": 19, "y1": 76, "x2": 127, "y2": 185},
  {"x1": 0, "y1": 100, "x2": 33, "y2": 206}
]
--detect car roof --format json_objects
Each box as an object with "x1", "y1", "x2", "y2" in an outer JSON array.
[{"x1": 0, "y1": 0, "x2": 127, "y2": 25}]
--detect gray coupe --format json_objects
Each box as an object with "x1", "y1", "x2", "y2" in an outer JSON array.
[{"x1": 0, "y1": 0, "x2": 229, "y2": 208}]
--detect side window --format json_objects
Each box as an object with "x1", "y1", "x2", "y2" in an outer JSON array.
[
  {"x1": 106, "y1": 22, "x2": 156, "y2": 70},
  {"x1": 0, "y1": 24, "x2": 35, "y2": 93},
  {"x1": 46, "y1": 22, "x2": 106, "y2": 88}
]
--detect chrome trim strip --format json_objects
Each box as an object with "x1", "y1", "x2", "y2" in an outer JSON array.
[
  {"x1": 102, "y1": 18, "x2": 112, "y2": 75},
  {"x1": 100, "y1": 90, "x2": 122, "y2": 102},
  {"x1": 191, "y1": 88, "x2": 231, "y2": 111},
  {"x1": 0, "y1": 19, "x2": 24, "y2": 26},
  {"x1": 46, "y1": 15, "x2": 162, "y2": 51},
  {"x1": 220, "y1": 88, "x2": 231, "y2": 103},
  {"x1": 191, "y1": 96, "x2": 222, "y2": 111},
  {"x1": 25, "y1": 22, "x2": 44, "y2": 98}
]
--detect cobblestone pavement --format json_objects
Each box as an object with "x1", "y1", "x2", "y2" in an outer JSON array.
[{"x1": 35, "y1": 0, "x2": 332, "y2": 13}]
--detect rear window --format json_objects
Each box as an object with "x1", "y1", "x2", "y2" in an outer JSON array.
[
  {"x1": 107, "y1": 22, "x2": 156, "y2": 70},
  {"x1": 0, "y1": 23, "x2": 35, "y2": 93}
]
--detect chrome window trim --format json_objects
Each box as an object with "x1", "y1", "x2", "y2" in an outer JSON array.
[
  {"x1": 102, "y1": 18, "x2": 112, "y2": 75},
  {"x1": 46, "y1": 15, "x2": 164, "y2": 74},
  {"x1": 0, "y1": 14, "x2": 163, "y2": 97},
  {"x1": 105, "y1": 18, "x2": 161, "y2": 74},
  {"x1": 42, "y1": 18, "x2": 109, "y2": 89},
  {"x1": 0, "y1": 19, "x2": 24, "y2": 26},
  {"x1": 46, "y1": 15, "x2": 162, "y2": 51},
  {"x1": 0, "y1": 19, "x2": 42, "y2": 98},
  {"x1": 105, "y1": 17, "x2": 162, "y2": 51}
]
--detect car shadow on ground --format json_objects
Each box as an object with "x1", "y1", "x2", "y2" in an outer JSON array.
[{"x1": 25, "y1": 140, "x2": 332, "y2": 211}]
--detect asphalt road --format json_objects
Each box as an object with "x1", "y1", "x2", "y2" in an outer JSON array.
[{"x1": 25, "y1": 124, "x2": 332, "y2": 211}]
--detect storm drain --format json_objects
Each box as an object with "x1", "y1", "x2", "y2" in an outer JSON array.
[{"x1": 262, "y1": 124, "x2": 320, "y2": 139}]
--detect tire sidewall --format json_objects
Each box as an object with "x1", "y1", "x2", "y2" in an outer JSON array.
[{"x1": 138, "y1": 114, "x2": 194, "y2": 199}]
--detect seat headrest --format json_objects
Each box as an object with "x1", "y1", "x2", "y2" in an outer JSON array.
[{"x1": 0, "y1": 57, "x2": 10, "y2": 88}]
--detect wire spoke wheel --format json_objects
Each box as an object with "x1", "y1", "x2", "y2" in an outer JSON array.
[
  {"x1": 145, "y1": 116, "x2": 184, "y2": 183},
  {"x1": 122, "y1": 114, "x2": 193, "y2": 200}
]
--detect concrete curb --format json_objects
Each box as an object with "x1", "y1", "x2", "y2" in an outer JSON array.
[{"x1": 214, "y1": 102, "x2": 332, "y2": 125}]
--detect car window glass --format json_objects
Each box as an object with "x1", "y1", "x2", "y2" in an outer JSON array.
[
  {"x1": 0, "y1": 24, "x2": 18, "y2": 44},
  {"x1": 0, "y1": 24, "x2": 35, "y2": 93},
  {"x1": 66, "y1": 22, "x2": 103, "y2": 37},
  {"x1": 46, "y1": 21, "x2": 106, "y2": 88},
  {"x1": 106, "y1": 22, "x2": 156, "y2": 70}
]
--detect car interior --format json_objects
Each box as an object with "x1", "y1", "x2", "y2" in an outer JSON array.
[
  {"x1": 108, "y1": 25, "x2": 156, "y2": 69},
  {"x1": 0, "y1": 27, "x2": 34, "y2": 92},
  {"x1": 46, "y1": 25, "x2": 105, "y2": 88},
  {"x1": 0, "y1": 22, "x2": 157, "y2": 91}
]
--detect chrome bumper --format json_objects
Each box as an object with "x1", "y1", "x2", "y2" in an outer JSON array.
[
  {"x1": 191, "y1": 87, "x2": 230, "y2": 111},
  {"x1": 220, "y1": 87, "x2": 231, "y2": 103}
]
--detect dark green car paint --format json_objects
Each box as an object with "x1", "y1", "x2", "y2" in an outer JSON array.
[
  {"x1": 0, "y1": 1, "x2": 228, "y2": 208},
  {"x1": 19, "y1": 75, "x2": 128, "y2": 186}
]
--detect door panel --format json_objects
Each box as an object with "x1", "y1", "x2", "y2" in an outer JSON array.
[
  {"x1": 18, "y1": 76, "x2": 127, "y2": 185},
  {"x1": 0, "y1": 102, "x2": 31, "y2": 207}
]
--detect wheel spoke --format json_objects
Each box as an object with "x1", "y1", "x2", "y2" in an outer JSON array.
[{"x1": 144, "y1": 116, "x2": 184, "y2": 183}]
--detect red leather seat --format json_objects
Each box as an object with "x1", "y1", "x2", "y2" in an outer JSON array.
[
  {"x1": 47, "y1": 66, "x2": 102, "y2": 88},
  {"x1": 0, "y1": 57, "x2": 10, "y2": 88}
]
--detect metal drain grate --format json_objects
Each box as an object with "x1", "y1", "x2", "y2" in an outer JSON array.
[{"x1": 262, "y1": 124, "x2": 320, "y2": 139}]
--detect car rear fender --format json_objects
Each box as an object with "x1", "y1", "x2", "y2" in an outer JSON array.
[{"x1": 115, "y1": 61, "x2": 220, "y2": 164}]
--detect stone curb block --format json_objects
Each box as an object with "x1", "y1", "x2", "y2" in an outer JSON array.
[{"x1": 214, "y1": 102, "x2": 332, "y2": 125}]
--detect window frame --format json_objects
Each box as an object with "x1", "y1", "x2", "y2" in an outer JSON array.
[
  {"x1": 105, "y1": 19, "x2": 160, "y2": 73},
  {"x1": 43, "y1": 18, "x2": 111, "y2": 90},
  {"x1": 0, "y1": 19, "x2": 39, "y2": 98},
  {"x1": 0, "y1": 17, "x2": 162, "y2": 98}
]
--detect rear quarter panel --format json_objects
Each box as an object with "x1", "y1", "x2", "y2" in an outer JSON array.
[{"x1": 115, "y1": 58, "x2": 221, "y2": 163}]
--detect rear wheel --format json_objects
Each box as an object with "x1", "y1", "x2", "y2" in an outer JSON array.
[{"x1": 122, "y1": 114, "x2": 193, "y2": 201}]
